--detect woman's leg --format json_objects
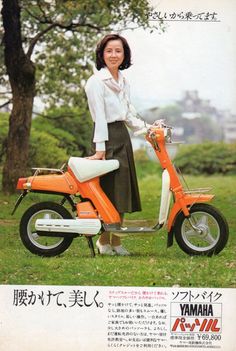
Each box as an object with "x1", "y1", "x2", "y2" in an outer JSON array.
[
  {"x1": 98, "y1": 232, "x2": 111, "y2": 245},
  {"x1": 97, "y1": 214, "x2": 129, "y2": 255},
  {"x1": 98, "y1": 231, "x2": 121, "y2": 247},
  {"x1": 98, "y1": 214, "x2": 123, "y2": 246},
  {"x1": 110, "y1": 213, "x2": 123, "y2": 247},
  {"x1": 96, "y1": 232, "x2": 114, "y2": 255},
  {"x1": 111, "y1": 214, "x2": 130, "y2": 255},
  {"x1": 110, "y1": 234, "x2": 121, "y2": 247}
]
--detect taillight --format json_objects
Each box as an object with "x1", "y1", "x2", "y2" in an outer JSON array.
[{"x1": 16, "y1": 178, "x2": 28, "y2": 190}]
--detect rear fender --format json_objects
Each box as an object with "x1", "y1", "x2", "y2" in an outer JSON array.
[
  {"x1": 12, "y1": 190, "x2": 77, "y2": 215},
  {"x1": 11, "y1": 190, "x2": 28, "y2": 215}
]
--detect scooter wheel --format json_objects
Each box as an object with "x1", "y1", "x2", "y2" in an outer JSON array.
[
  {"x1": 173, "y1": 203, "x2": 229, "y2": 256},
  {"x1": 20, "y1": 202, "x2": 74, "y2": 257}
]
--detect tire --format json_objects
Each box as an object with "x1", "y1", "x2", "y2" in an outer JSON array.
[
  {"x1": 173, "y1": 203, "x2": 229, "y2": 256},
  {"x1": 20, "y1": 202, "x2": 74, "y2": 257}
]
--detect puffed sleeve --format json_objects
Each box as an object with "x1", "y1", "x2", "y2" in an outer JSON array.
[{"x1": 85, "y1": 76, "x2": 108, "y2": 149}]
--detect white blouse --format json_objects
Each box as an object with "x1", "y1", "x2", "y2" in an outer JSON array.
[{"x1": 85, "y1": 67, "x2": 146, "y2": 151}]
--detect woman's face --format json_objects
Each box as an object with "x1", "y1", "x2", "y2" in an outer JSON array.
[{"x1": 103, "y1": 39, "x2": 124, "y2": 72}]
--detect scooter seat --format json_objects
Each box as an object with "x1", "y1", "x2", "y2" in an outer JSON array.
[{"x1": 68, "y1": 157, "x2": 119, "y2": 182}]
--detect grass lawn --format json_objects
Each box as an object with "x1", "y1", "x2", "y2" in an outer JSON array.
[{"x1": 0, "y1": 171, "x2": 235, "y2": 288}]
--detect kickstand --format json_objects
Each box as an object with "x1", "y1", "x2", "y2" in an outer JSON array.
[{"x1": 85, "y1": 236, "x2": 96, "y2": 257}]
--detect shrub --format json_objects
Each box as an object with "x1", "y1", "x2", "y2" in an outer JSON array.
[
  {"x1": 33, "y1": 106, "x2": 93, "y2": 157},
  {"x1": 174, "y1": 142, "x2": 236, "y2": 175},
  {"x1": 28, "y1": 128, "x2": 69, "y2": 169},
  {"x1": 0, "y1": 113, "x2": 69, "y2": 169},
  {"x1": 134, "y1": 148, "x2": 162, "y2": 179}
]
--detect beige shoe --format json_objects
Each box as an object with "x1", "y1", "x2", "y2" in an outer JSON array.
[
  {"x1": 96, "y1": 240, "x2": 115, "y2": 256},
  {"x1": 112, "y1": 245, "x2": 130, "y2": 256}
]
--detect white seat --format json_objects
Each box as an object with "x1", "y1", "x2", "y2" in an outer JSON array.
[{"x1": 68, "y1": 157, "x2": 119, "y2": 182}]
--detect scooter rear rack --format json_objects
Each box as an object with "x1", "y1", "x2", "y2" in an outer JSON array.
[{"x1": 184, "y1": 187, "x2": 212, "y2": 194}]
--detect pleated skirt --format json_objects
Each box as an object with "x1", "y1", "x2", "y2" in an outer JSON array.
[{"x1": 92, "y1": 121, "x2": 141, "y2": 214}]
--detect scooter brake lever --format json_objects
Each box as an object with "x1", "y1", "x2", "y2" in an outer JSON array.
[{"x1": 150, "y1": 132, "x2": 161, "y2": 151}]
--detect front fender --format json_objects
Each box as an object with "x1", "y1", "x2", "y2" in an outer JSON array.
[{"x1": 167, "y1": 194, "x2": 214, "y2": 232}]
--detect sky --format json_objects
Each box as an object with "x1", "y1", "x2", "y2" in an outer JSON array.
[
  {"x1": 1, "y1": 0, "x2": 235, "y2": 116},
  {"x1": 121, "y1": 0, "x2": 236, "y2": 114}
]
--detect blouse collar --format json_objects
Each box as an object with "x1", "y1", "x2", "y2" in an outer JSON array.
[{"x1": 95, "y1": 67, "x2": 125, "y2": 89}]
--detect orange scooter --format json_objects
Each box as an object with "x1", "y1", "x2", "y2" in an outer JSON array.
[{"x1": 13, "y1": 124, "x2": 229, "y2": 257}]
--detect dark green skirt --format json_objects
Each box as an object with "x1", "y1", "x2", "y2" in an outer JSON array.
[{"x1": 92, "y1": 121, "x2": 141, "y2": 214}]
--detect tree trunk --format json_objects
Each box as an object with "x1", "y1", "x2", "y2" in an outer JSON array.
[{"x1": 1, "y1": 0, "x2": 36, "y2": 193}]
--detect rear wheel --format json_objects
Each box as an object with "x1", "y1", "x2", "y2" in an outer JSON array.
[
  {"x1": 174, "y1": 203, "x2": 229, "y2": 256},
  {"x1": 20, "y1": 202, "x2": 74, "y2": 257}
]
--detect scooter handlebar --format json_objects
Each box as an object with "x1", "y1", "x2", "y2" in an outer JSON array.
[
  {"x1": 133, "y1": 120, "x2": 172, "y2": 137},
  {"x1": 133, "y1": 127, "x2": 149, "y2": 137}
]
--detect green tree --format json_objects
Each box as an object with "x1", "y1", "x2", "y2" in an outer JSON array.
[
  {"x1": 1, "y1": 0, "x2": 156, "y2": 193},
  {"x1": 0, "y1": 112, "x2": 9, "y2": 164},
  {"x1": 32, "y1": 105, "x2": 93, "y2": 157},
  {"x1": 29, "y1": 128, "x2": 69, "y2": 169}
]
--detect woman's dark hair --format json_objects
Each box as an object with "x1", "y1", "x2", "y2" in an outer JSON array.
[{"x1": 96, "y1": 34, "x2": 132, "y2": 70}]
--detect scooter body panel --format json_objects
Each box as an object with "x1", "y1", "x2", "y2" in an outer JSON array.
[
  {"x1": 35, "y1": 218, "x2": 101, "y2": 236},
  {"x1": 76, "y1": 201, "x2": 99, "y2": 219},
  {"x1": 158, "y1": 169, "x2": 172, "y2": 225},
  {"x1": 71, "y1": 174, "x2": 121, "y2": 224},
  {"x1": 18, "y1": 172, "x2": 79, "y2": 194}
]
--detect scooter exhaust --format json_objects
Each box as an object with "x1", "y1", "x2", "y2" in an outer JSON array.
[{"x1": 35, "y1": 218, "x2": 101, "y2": 236}]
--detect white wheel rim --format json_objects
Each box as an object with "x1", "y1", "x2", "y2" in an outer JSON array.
[
  {"x1": 181, "y1": 211, "x2": 220, "y2": 252},
  {"x1": 27, "y1": 209, "x2": 64, "y2": 250}
]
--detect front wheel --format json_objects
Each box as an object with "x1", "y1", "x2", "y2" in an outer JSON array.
[
  {"x1": 173, "y1": 203, "x2": 229, "y2": 256},
  {"x1": 20, "y1": 202, "x2": 74, "y2": 257}
]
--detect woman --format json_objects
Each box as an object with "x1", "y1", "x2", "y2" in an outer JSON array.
[{"x1": 85, "y1": 34, "x2": 148, "y2": 256}]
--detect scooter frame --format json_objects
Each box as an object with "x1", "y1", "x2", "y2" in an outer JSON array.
[{"x1": 14, "y1": 126, "x2": 216, "y2": 257}]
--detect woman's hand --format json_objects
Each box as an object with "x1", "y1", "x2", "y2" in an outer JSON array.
[{"x1": 86, "y1": 151, "x2": 106, "y2": 160}]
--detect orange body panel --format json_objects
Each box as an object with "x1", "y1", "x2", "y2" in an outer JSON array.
[
  {"x1": 146, "y1": 129, "x2": 214, "y2": 231},
  {"x1": 66, "y1": 167, "x2": 120, "y2": 224},
  {"x1": 24, "y1": 172, "x2": 79, "y2": 194},
  {"x1": 76, "y1": 201, "x2": 98, "y2": 219},
  {"x1": 20, "y1": 167, "x2": 120, "y2": 224},
  {"x1": 74, "y1": 177, "x2": 121, "y2": 224},
  {"x1": 147, "y1": 129, "x2": 191, "y2": 216},
  {"x1": 147, "y1": 129, "x2": 183, "y2": 193}
]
